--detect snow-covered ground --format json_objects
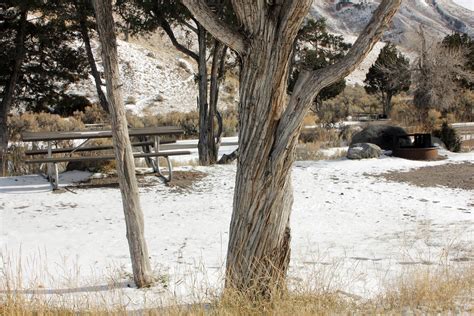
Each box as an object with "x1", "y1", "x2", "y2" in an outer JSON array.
[{"x1": 1, "y1": 151, "x2": 473, "y2": 309}]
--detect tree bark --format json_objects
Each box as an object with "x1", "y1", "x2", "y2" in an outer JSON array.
[
  {"x1": 74, "y1": 0, "x2": 109, "y2": 113},
  {"x1": 208, "y1": 41, "x2": 226, "y2": 163},
  {"x1": 225, "y1": 22, "x2": 303, "y2": 294},
  {"x1": 197, "y1": 24, "x2": 211, "y2": 165},
  {"x1": 0, "y1": 9, "x2": 27, "y2": 177},
  {"x1": 384, "y1": 92, "x2": 393, "y2": 117},
  {"x1": 92, "y1": 0, "x2": 152, "y2": 288},
  {"x1": 182, "y1": 0, "x2": 402, "y2": 297}
]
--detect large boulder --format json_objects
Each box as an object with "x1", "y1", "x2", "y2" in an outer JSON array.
[
  {"x1": 350, "y1": 125, "x2": 411, "y2": 150},
  {"x1": 347, "y1": 143, "x2": 382, "y2": 160}
]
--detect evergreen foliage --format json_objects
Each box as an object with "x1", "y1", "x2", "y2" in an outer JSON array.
[
  {"x1": 364, "y1": 43, "x2": 411, "y2": 117},
  {"x1": 433, "y1": 122, "x2": 462, "y2": 152},
  {"x1": 289, "y1": 18, "x2": 351, "y2": 108},
  {"x1": 0, "y1": 0, "x2": 89, "y2": 113}
]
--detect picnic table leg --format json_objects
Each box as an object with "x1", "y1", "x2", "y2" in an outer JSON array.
[
  {"x1": 153, "y1": 136, "x2": 172, "y2": 182},
  {"x1": 53, "y1": 163, "x2": 59, "y2": 190},
  {"x1": 153, "y1": 136, "x2": 160, "y2": 173},
  {"x1": 47, "y1": 142, "x2": 53, "y2": 186}
]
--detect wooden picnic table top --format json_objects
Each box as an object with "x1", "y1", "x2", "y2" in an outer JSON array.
[{"x1": 21, "y1": 126, "x2": 184, "y2": 142}]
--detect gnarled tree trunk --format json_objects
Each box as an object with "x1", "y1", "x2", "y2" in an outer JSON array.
[
  {"x1": 182, "y1": 0, "x2": 402, "y2": 297},
  {"x1": 92, "y1": 0, "x2": 152, "y2": 288}
]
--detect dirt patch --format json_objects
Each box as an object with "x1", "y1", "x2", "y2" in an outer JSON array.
[
  {"x1": 376, "y1": 162, "x2": 474, "y2": 190},
  {"x1": 71, "y1": 170, "x2": 207, "y2": 191}
]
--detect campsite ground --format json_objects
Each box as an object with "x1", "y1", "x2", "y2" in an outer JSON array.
[{"x1": 0, "y1": 149, "x2": 473, "y2": 310}]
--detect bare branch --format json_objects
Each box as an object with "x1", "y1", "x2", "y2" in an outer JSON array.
[
  {"x1": 181, "y1": 0, "x2": 245, "y2": 55},
  {"x1": 160, "y1": 19, "x2": 199, "y2": 61},
  {"x1": 272, "y1": 0, "x2": 402, "y2": 163}
]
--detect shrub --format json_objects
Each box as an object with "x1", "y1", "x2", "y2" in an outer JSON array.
[
  {"x1": 54, "y1": 95, "x2": 91, "y2": 116},
  {"x1": 433, "y1": 122, "x2": 462, "y2": 152},
  {"x1": 74, "y1": 104, "x2": 108, "y2": 124}
]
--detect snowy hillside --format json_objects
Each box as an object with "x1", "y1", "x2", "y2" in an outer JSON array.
[
  {"x1": 311, "y1": 0, "x2": 474, "y2": 43},
  {"x1": 69, "y1": 1, "x2": 472, "y2": 115},
  {"x1": 70, "y1": 37, "x2": 237, "y2": 116}
]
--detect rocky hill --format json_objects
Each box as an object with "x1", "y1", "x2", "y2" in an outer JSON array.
[
  {"x1": 311, "y1": 0, "x2": 473, "y2": 47},
  {"x1": 72, "y1": 1, "x2": 472, "y2": 115}
]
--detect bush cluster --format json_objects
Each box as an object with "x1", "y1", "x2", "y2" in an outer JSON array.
[{"x1": 433, "y1": 122, "x2": 462, "y2": 152}]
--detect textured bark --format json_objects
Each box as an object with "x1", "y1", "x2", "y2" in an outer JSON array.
[
  {"x1": 92, "y1": 0, "x2": 152, "y2": 288},
  {"x1": 208, "y1": 41, "x2": 226, "y2": 163},
  {"x1": 74, "y1": 0, "x2": 109, "y2": 113},
  {"x1": 196, "y1": 25, "x2": 210, "y2": 165},
  {"x1": 0, "y1": 9, "x2": 27, "y2": 177},
  {"x1": 182, "y1": 0, "x2": 402, "y2": 296},
  {"x1": 224, "y1": 3, "x2": 310, "y2": 293}
]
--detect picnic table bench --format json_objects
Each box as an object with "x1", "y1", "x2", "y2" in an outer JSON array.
[{"x1": 21, "y1": 126, "x2": 190, "y2": 189}]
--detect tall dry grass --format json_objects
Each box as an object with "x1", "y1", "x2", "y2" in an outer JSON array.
[{"x1": 1, "y1": 248, "x2": 472, "y2": 315}]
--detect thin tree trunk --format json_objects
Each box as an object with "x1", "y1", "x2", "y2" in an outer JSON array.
[
  {"x1": 92, "y1": 0, "x2": 152, "y2": 288},
  {"x1": 197, "y1": 24, "x2": 211, "y2": 165},
  {"x1": 208, "y1": 41, "x2": 226, "y2": 163},
  {"x1": 74, "y1": 0, "x2": 109, "y2": 113},
  {"x1": 0, "y1": 9, "x2": 27, "y2": 177},
  {"x1": 385, "y1": 93, "x2": 393, "y2": 117}
]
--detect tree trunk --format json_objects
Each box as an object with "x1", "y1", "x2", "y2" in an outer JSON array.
[
  {"x1": 225, "y1": 34, "x2": 298, "y2": 296},
  {"x1": 74, "y1": 0, "x2": 109, "y2": 113},
  {"x1": 92, "y1": 0, "x2": 152, "y2": 288},
  {"x1": 384, "y1": 93, "x2": 393, "y2": 117},
  {"x1": 197, "y1": 25, "x2": 211, "y2": 165},
  {"x1": 208, "y1": 41, "x2": 226, "y2": 163},
  {"x1": 0, "y1": 9, "x2": 27, "y2": 177},
  {"x1": 181, "y1": 0, "x2": 402, "y2": 298}
]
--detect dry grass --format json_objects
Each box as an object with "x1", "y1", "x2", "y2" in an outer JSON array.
[
  {"x1": 1, "y1": 250, "x2": 472, "y2": 315},
  {"x1": 295, "y1": 142, "x2": 347, "y2": 161}
]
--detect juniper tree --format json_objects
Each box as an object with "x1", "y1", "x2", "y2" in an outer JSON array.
[
  {"x1": 288, "y1": 18, "x2": 352, "y2": 117},
  {"x1": 0, "y1": 0, "x2": 88, "y2": 176},
  {"x1": 364, "y1": 43, "x2": 410, "y2": 117},
  {"x1": 181, "y1": 0, "x2": 402, "y2": 296}
]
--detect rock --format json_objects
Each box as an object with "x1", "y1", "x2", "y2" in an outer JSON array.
[
  {"x1": 347, "y1": 143, "x2": 382, "y2": 159},
  {"x1": 431, "y1": 136, "x2": 446, "y2": 149},
  {"x1": 125, "y1": 95, "x2": 137, "y2": 105},
  {"x1": 351, "y1": 125, "x2": 411, "y2": 150},
  {"x1": 146, "y1": 51, "x2": 156, "y2": 58}
]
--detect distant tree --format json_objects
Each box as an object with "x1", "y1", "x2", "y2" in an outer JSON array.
[
  {"x1": 72, "y1": 0, "x2": 109, "y2": 113},
  {"x1": 442, "y1": 32, "x2": 474, "y2": 89},
  {"x1": 364, "y1": 43, "x2": 411, "y2": 117},
  {"x1": 289, "y1": 19, "x2": 351, "y2": 111},
  {"x1": 0, "y1": 1, "x2": 88, "y2": 176},
  {"x1": 115, "y1": 0, "x2": 232, "y2": 165},
  {"x1": 414, "y1": 29, "x2": 474, "y2": 122}
]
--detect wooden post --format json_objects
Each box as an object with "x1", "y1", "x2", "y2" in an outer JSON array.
[
  {"x1": 92, "y1": 0, "x2": 153, "y2": 288},
  {"x1": 47, "y1": 142, "x2": 52, "y2": 186}
]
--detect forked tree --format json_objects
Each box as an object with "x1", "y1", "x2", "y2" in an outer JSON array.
[
  {"x1": 92, "y1": 0, "x2": 152, "y2": 288},
  {"x1": 181, "y1": 0, "x2": 402, "y2": 296}
]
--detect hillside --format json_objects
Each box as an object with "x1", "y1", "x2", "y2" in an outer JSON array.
[
  {"x1": 71, "y1": 0, "x2": 472, "y2": 115},
  {"x1": 310, "y1": 0, "x2": 474, "y2": 45}
]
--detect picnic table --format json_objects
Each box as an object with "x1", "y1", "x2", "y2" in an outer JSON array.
[{"x1": 21, "y1": 126, "x2": 190, "y2": 189}]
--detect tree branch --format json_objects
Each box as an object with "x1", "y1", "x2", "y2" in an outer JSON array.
[
  {"x1": 272, "y1": 0, "x2": 402, "y2": 163},
  {"x1": 160, "y1": 19, "x2": 199, "y2": 62},
  {"x1": 181, "y1": 0, "x2": 245, "y2": 55}
]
